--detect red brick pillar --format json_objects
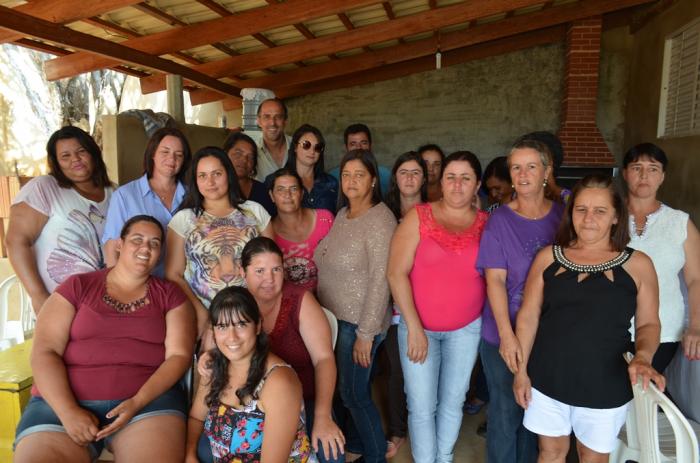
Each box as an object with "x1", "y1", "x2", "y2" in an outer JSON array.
[{"x1": 558, "y1": 16, "x2": 615, "y2": 166}]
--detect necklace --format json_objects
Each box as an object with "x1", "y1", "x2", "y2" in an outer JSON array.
[{"x1": 103, "y1": 281, "x2": 150, "y2": 313}]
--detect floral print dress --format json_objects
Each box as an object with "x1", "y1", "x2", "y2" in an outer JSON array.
[{"x1": 204, "y1": 364, "x2": 315, "y2": 463}]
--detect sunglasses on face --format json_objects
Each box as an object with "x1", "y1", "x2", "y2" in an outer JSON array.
[{"x1": 299, "y1": 140, "x2": 324, "y2": 154}]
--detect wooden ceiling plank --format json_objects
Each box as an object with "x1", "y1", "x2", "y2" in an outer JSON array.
[
  {"x1": 0, "y1": 0, "x2": 142, "y2": 43},
  {"x1": 276, "y1": 27, "x2": 563, "y2": 99},
  {"x1": 0, "y1": 5, "x2": 240, "y2": 99},
  {"x1": 195, "y1": 0, "x2": 233, "y2": 17},
  {"x1": 155, "y1": 0, "x2": 571, "y2": 84},
  {"x1": 44, "y1": 0, "x2": 379, "y2": 80},
  {"x1": 82, "y1": 16, "x2": 140, "y2": 39}
]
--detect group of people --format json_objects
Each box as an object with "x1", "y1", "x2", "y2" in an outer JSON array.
[{"x1": 5, "y1": 97, "x2": 699, "y2": 463}]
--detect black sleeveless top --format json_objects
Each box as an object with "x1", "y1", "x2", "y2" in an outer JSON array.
[{"x1": 528, "y1": 245, "x2": 637, "y2": 408}]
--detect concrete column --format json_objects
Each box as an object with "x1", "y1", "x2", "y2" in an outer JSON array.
[{"x1": 166, "y1": 74, "x2": 185, "y2": 123}]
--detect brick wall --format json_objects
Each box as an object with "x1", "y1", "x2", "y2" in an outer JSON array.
[{"x1": 558, "y1": 16, "x2": 616, "y2": 166}]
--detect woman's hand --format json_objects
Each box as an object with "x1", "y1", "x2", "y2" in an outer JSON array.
[
  {"x1": 352, "y1": 337, "x2": 373, "y2": 368},
  {"x1": 499, "y1": 331, "x2": 523, "y2": 374},
  {"x1": 407, "y1": 327, "x2": 428, "y2": 364},
  {"x1": 197, "y1": 351, "x2": 213, "y2": 379},
  {"x1": 95, "y1": 397, "x2": 143, "y2": 441},
  {"x1": 312, "y1": 415, "x2": 345, "y2": 460},
  {"x1": 61, "y1": 406, "x2": 100, "y2": 446},
  {"x1": 628, "y1": 355, "x2": 665, "y2": 392},
  {"x1": 513, "y1": 372, "x2": 532, "y2": 409},
  {"x1": 682, "y1": 327, "x2": 700, "y2": 360}
]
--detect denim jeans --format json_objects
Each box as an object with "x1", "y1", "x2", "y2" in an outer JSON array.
[
  {"x1": 336, "y1": 320, "x2": 387, "y2": 463},
  {"x1": 479, "y1": 340, "x2": 538, "y2": 463},
  {"x1": 398, "y1": 317, "x2": 481, "y2": 463}
]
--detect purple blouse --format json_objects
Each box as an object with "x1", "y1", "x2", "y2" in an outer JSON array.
[{"x1": 476, "y1": 202, "x2": 564, "y2": 346}]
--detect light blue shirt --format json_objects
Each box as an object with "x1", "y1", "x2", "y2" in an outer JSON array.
[{"x1": 102, "y1": 174, "x2": 186, "y2": 277}]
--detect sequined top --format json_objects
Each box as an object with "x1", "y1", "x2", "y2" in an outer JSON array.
[{"x1": 314, "y1": 203, "x2": 397, "y2": 340}]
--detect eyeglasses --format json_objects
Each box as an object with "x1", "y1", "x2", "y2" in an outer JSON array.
[{"x1": 299, "y1": 140, "x2": 324, "y2": 154}]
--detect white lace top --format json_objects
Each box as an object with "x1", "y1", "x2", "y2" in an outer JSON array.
[{"x1": 628, "y1": 203, "x2": 688, "y2": 342}]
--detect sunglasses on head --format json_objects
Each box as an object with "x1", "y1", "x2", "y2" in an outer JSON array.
[{"x1": 299, "y1": 140, "x2": 324, "y2": 154}]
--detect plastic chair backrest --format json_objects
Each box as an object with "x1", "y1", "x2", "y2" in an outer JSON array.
[
  {"x1": 0, "y1": 275, "x2": 35, "y2": 346},
  {"x1": 623, "y1": 352, "x2": 700, "y2": 463},
  {"x1": 321, "y1": 307, "x2": 338, "y2": 349}
]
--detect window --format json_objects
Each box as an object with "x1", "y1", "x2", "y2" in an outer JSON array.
[{"x1": 658, "y1": 18, "x2": 700, "y2": 138}]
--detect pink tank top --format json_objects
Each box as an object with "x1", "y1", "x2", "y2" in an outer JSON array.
[{"x1": 409, "y1": 203, "x2": 487, "y2": 331}]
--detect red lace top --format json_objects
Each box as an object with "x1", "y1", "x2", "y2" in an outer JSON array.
[
  {"x1": 268, "y1": 283, "x2": 315, "y2": 400},
  {"x1": 408, "y1": 203, "x2": 487, "y2": 331}
]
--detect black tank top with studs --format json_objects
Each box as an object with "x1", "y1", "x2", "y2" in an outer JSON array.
[{"x1": 528, "y1": 245, "x2": 637, "y2": 408}]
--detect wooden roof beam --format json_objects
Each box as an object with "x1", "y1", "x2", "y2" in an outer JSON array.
[
  {"x1": 0, "y1": 5, "x2": 241, "y2": 101},
  {"x1": 0, "y1": 0, "x2": 142, "y2": 43},
  {"x1": 141, "y1": 0, "x2": 552, "y2": 93},
  {"x1": 44, "y1": 0, "x2": 379, "y2": 80},
  {"x1": 189, "y1": 0, "x2": 655, "y2": 105},
  {"x1": 276, "y1": 27, "x2": 564, "y2": 99}
]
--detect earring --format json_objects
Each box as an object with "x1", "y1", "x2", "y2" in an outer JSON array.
[
  {"x1": 372, "y1": 182, "x2": 376, "y2": 188},
  {"x1": 543, "y1": 179, "x2": 548, "y2": 187},
  {"x1": 511, "y1": 184, "x2": 515, "y2": 189}
]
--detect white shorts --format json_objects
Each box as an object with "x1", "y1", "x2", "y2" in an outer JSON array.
[{"x1": 523, "y1": 387, "x2": 629, "y2": 454}]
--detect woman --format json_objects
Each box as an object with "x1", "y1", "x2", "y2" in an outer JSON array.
[
  {"x1": 514, "y1": 175, "x2": 664, "y2": 462},
  {"x1": 7, "y1": 126, "x2": 113, "y2": 314},
  {"x1": 166, "y1": 146, "x2": 273, "y2": 341},
  {"x1": 224, "y1": 131, "x2": 276, "y2": 216},
  {"x1": 314, "y1": 149, "x2": 397, "y2": 463},
  {"x1": 269, "y1": 169, "x2": 334, "y2": 292},
  {"x1": 476, "y1": 138, "x2": 564, "y2": 463},
  {"x1": 383, "y1": 151, "x2": 427, "y2": 458},
  {"x1": 418, "y1": 144, "x2": 445, "y2": 202},
  {"x1": 622, "y1": 143, "x2": 700, "y2": 369},
  {"x1": 14, "y1": 215, "x2": 195, "y2": 462},
  {"x1": 482, "y1": 156, "x2": 513, "y2": 212},
  {"x1": 103, "y1": 127, "x2": 191, "y2": 277},
  {"x1": 186, "y1": 286, "x2": 314, "y2": 463},
  {"x1": 388, "y1": 151, "x2": 487, "y2": 463},
  {"x1": 271, "y1": 124, "x2": 338, "y2": 213}
]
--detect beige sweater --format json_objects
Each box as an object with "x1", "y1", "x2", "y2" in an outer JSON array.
[{"x1": 314, "y1": 203, "x2": 397, "y2": 340}]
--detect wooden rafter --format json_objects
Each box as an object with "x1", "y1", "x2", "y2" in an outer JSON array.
[
  {"x1": 44, "y1": 0, "x2": 379, "y2": 81},
  {"x1": 0, "y1": 5, "x2": 241, "y2": 100},
  {"x1": 141, "y1": 0, "x2": 552, "y2": 94},
  {"x1": 275, "y1": 27, "x2": 565, "y2": 99},
  {"x1": 12, "y1": 38, "x2": 150, "y2": 78},
  {"x1": 0, "y1": 0, "x2": 143, "y2": 43},
  {"x1": 382, "y1": 2, "x2": 406, "y2": 44},
  {"x1": 189, "y1": 0, "x2": 655, "y2": 105},
  {"x1": 81, "y1": 16, "x2": 203, "y2": 66},
  {"x1": 336, "y1": 12, "x2": 373, "y2": 53}
]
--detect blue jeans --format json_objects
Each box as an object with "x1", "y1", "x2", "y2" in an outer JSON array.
[
  {"x1": 479, "y1": 340, "x2": 538, "y2": 463},
  {"x1": 399, "y1": 317, "x2": 481, "y2": 463},
  {"x1": 336, "y1": 320, "x2": 387, "y2": 463}
]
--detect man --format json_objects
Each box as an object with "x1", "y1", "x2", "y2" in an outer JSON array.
[
  {"x1": 251, "y1": 98, "x2": 292, "y2": 181},
  {"x1": 331, "y1": 123, "x2": 391, "y2": 195}
]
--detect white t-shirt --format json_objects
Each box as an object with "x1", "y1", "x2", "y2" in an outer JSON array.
[
  {"x1": 12, "y1": 175, "x2": 113, "y2": 293},
  {"x1": 168, "y1": 201, "x2": 270, "y2": 308}
]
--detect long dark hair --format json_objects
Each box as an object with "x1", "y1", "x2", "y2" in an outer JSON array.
[
  {"x1": 555, "y1": 175, "x2": 629, "y2": 252},
  {"x1": 46, "y1": 126, "x2": 111, "y2": 189},
  {"x1": 337, "y1": 149, "x2": 383, "y2": 211},
  {"x1": 143, "y1": 127, "x2": 191, "y2": 183},
  {"x1": 284, "y1": 124, "x2": 326, "y2": 178},
  {"x1": 205, "y1": 286, "x2": 269, "y2": 407},
  {"x1": 385, "y1": 151, "x2": 428, "y2": 220},
  {"x1": 178, "y1": 147, "x2": 243, "y2": 216}
]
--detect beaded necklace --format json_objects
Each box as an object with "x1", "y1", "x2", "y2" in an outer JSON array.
[
  {"x1": 103, "y1": 281, "x2": 150, "y2": 313},
  {"x1": 553, "y1": 245, "x2": 631, "y2": 274}
]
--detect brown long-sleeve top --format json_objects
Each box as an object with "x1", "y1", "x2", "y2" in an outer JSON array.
[{"x1": 314, "y1": 203, "x2": 397, "y2": 340}]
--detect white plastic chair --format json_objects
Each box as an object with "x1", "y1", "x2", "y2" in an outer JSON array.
[
  {"x1": 610, "y1": 353, "x2": 700, "y2": 463},
  {"x1": 0, "y1": 275, "x2": 35, "y2": 350},
  {"x1": 321, "y1": 307, "x2": 338, "y2": 349}
]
